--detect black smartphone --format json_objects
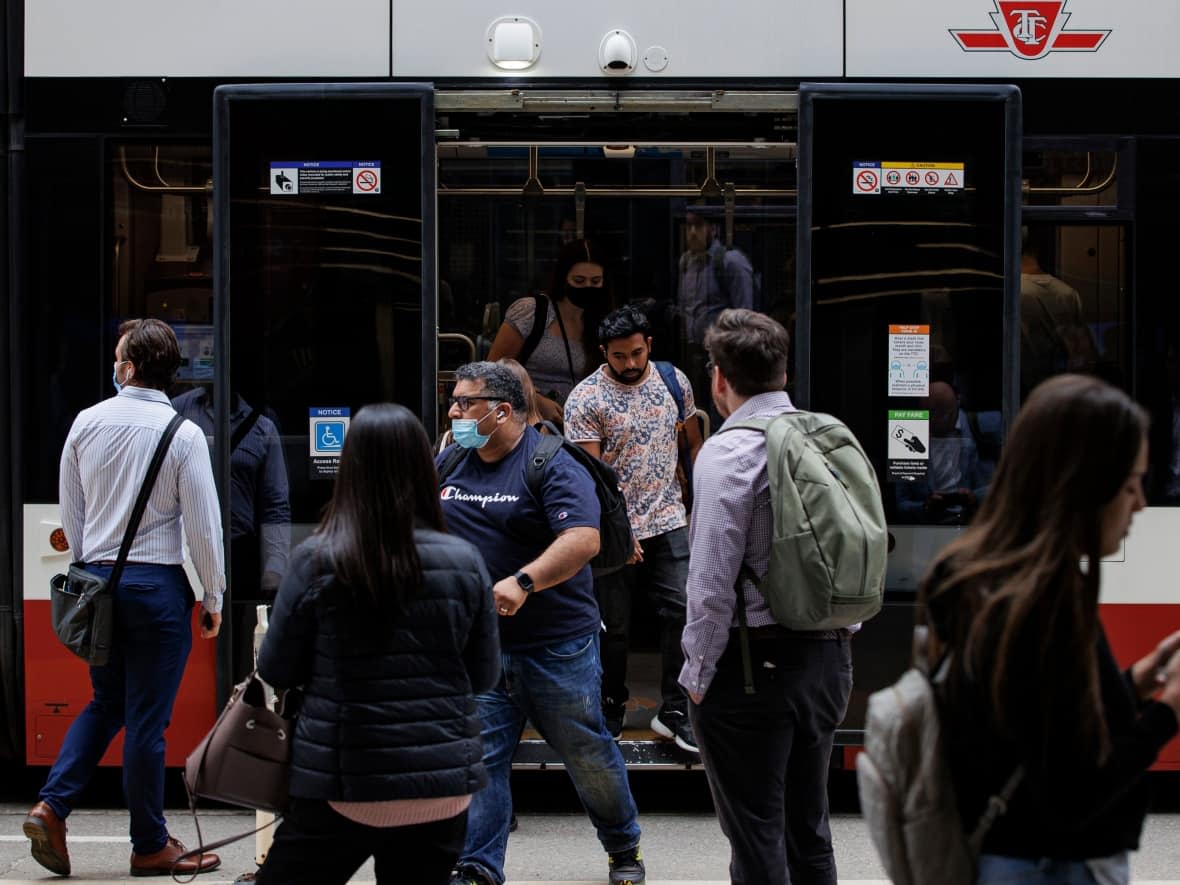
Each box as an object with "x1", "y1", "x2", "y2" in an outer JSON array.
[{"x1": 201, "y1": 611, "x2": 214, "y2": 631}]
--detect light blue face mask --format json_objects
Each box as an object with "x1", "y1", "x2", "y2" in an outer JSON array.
[
  {"x1": 112, "y1": 360, "x2": 130, "y2": 393},
  {"x1": 452, "y1": 408, "x2": 500, "y2": 449}
]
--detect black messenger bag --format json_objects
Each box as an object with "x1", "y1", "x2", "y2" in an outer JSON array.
[{"x1": 50, "y1": 413, "x2": 185, "y2": 666}]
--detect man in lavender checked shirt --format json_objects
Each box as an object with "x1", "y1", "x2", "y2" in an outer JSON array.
[
  {"x1": 24, "y1": 319, "x2": 225, "y2": 879},
  {"x1": 680, "y1": 309, "x2": 853, "y2": 885}
]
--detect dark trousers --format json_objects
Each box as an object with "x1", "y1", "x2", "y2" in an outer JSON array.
[
  {"x1": 594, "y1": 526, "x2": 690, "y2": 716},
  {"x1": 40, "y1": 564, "x2": 193, "y2": 855},
  {"x1": 257, "y1": 798, "x2": 467, "y2": 885},
  {"x1": 689, "y1": 632, "x2": 852, "y2": 885}
]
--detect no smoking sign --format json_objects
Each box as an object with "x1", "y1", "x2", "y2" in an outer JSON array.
[
  {"x1": 352, "y1": 166, "x2": 381, "y2": 194},
  {"x1": 852, "y1": 162, "x2": 881, "y2": 195}
]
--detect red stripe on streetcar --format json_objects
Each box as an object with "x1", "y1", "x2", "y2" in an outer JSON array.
[
  {"x1": 1052, "y1": 32, "x2": 1107, "y2": 50},
  {"x1": 953, "y1": 32, "x2": 1008, "y2": 49}
]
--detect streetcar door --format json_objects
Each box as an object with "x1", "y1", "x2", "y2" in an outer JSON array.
[
  {"x1": 212, "y1": 84, "x2": 436, "y2": 697},
  {"x1": 795, "y1": 84, "x2": 1022, "y2": 738}
]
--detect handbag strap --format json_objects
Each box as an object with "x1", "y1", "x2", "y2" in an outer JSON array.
[{"x1": 106, "y1": 413, "x2": 185, "y2": 593}]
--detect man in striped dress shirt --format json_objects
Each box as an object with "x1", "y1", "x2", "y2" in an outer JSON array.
[{"x1": 24, "y1": 319, "x2": 225, "y2": 878}]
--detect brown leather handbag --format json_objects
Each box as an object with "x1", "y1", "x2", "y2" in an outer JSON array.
[
  {"x1": 184, "y1": 671, "x2": 295, "y2": 813},
  {"x1": 173, "y1": 673, "x2": 297, "y2": 881}
]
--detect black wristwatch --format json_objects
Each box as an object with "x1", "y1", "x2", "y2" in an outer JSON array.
[{"x1": 514, "y1": 570, "x2": 535, "y2": 594}]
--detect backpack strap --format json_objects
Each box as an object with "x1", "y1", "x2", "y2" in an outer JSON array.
[
  {"x1": 230, "y1": 409, "x2": 261, "y2": 454},
  {"x1": 653, "y1": 361, "x2": 686, "y2": 421},
  {"x1": 524, "y1": 422, "x2": 565, "y2": 502},
  {"x1": 437, "y1": 445, "x2": 470, "y2": 485},
  {"x1": 517, "y1": 295, "x2": 551, "y2": 368}
]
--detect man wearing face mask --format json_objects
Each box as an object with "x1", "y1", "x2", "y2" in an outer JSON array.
[
  {"x1": 564, "y1": 306, "x2": 703, "y2": 751},
  {"x1": 437, "y1": 361, "x2": 644, "y2": 885},
  {"x1": 25, "y1": 319, "x2": 224, "y2": 878}
]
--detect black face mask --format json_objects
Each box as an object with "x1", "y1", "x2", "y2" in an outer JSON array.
[{"x1": 564, "y1": 283, "x2": 599, "y2": 310}]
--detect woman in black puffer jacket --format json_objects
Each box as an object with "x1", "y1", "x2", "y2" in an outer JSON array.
[{"x1": 256, "y1": 403, "x2": 499, "y2": 885}]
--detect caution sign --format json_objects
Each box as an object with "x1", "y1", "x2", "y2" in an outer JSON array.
[
  {"x1": 887, "y1": 410, "x2": 930, "y2": 482},
  {"x1": 887, "y1": 324, "x2": 931, "y2": 397},
  {"x1": 309, "y1": 406, "x2": 351, "y2": 478},
  {"x1": 879, "y1": 161, "x2": 965, "y2": 195},
  {"x1": 852, "y1": 161, "x2": 881, "y2": 195},
  {"x1": 270, "y1": 162, "x2": 383, "y2": 196}
]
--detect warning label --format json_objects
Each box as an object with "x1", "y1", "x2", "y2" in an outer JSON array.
[
  {"x1": 880, "y1": 161, "x2": 964, "y2": 195},
  {"x1": 270, "y1": 161, "x2": 382, "y2": 196}
]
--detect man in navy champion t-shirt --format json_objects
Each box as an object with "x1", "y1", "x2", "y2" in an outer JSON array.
[{"x1": 437, "y1": 362, "x2": 643, "y2": 885}]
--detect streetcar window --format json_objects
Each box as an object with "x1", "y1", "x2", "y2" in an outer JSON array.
[{"x1": 1023, "y1": 148, "x2": 1120, "y2": 208}]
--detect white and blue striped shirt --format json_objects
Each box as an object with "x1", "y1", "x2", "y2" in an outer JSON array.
[{"x1": 59, "y1": 385, "x2": 226, "y2": 612}]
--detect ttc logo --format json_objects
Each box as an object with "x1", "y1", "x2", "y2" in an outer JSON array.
[{"x1": 950, "y1": 1, "x2": 1109, "y2": 60}]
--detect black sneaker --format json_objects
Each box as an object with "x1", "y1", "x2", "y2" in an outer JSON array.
[
  {"x1": 449, "y1": 867, "x2": 492, "y2": 885},
  {"x1": 651, "y1": 710, "x2": 699, "y2": 754},
  {"x1": 602, "y1": 697, "x2": 626, "y2": 739},
  {"x1": 608, "y1": 846, "x2": 645, "y2": 885}
]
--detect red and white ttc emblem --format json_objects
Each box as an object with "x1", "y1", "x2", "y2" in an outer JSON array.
[{"x1": 950, "y1": 1, "x2": 1109, "y2": 60}]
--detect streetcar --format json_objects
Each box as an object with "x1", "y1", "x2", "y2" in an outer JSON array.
[{"x1": 3, "y1": 0, "x2": 1178, "y2": 773}]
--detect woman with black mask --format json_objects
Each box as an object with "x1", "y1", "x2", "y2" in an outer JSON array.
[{"x1": 488, "y1": 238, "x2": 612, "y2": 426}]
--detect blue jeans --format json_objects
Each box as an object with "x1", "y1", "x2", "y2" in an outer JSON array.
[
  {"x1": 977, "y1": 855, "x2": 1113, "y2": 884},
  {"x1": 595, "y1": 526, "x2": 690, "y2": 716},
  {"x1": 457, "y1": 632, "x2": 640, "y2": 885},
  {"x1": 40, "y1": 564, "x2": 193, "y2": 855}
]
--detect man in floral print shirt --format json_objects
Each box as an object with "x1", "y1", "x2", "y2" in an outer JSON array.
[{"x1": 564, "y1": 305, "x2": 704, "y2": 751}]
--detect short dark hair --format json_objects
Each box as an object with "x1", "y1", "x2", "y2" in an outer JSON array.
[
  {"x1": 118, "y1": 319, "x2": 181, "y2": 390},
  {"x1": 454, "y1": 361, "x2": 527, "y2": 414},
  {"x1": 703, "y1": 309, "x2": 789, "y2": 396},
  {"x1": 597, "y1": 305, "x2": 651, "y2": 346}
]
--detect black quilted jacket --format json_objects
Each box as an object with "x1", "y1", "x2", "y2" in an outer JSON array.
[{"x1": 258, "y1": 529, "x2": 500, "y2": 801}]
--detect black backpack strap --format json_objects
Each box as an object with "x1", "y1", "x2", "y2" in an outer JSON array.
[
  {"x1": 107, "y1": 413, "x2": 185, "y2": 593},
  {"x1": 437, "y1": 445, "x2": 470, "y2": 485},
  {"x1": 524, "y1": 424, "x2": 565, "y2": 502},
  {"x1": 230, "y1": 409, "x2": 261, "y2": 454},
  {"x1": 517, "y1": 295, "x2": 550, "y2": 368}
]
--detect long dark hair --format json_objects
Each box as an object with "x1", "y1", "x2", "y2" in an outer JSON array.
[
  {"x1": 920, "y1": 374, "x2": 1147, "y2": 764},
  {"x1": 545, "y1": 238, "x2": 614, "y2": 369},
  {"x1": 316, "y1": 403, "x2": 444, "y2": 616}
]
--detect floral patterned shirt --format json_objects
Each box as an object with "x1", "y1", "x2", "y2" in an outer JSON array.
[{"x1": 564, "y1": 362, "x2": 697, "y2": 541}]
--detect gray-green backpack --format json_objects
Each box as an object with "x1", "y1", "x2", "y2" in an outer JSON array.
[{"x1": 722, "y1": 411, "x2": 887, "y2": 631}]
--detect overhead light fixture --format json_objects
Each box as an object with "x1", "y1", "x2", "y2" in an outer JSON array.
[
  {"x1": 487, "y1": 16, "x2": 541, "y2": 71},
  {"x1": 599, "y1": 29, "x2": 637, "y2": 74}
]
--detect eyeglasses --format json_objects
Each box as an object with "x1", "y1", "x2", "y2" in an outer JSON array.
[{"x1": 448, "y1": 395, "x2": 501, "y2": 411}]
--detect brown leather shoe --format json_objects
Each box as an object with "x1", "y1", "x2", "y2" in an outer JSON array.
[
  {"x1": 130, "y1": 836, "x2": 220, "y2": 877},
  {"x1": 23, "y1": 801, "x2": 70, "y2": 876}
]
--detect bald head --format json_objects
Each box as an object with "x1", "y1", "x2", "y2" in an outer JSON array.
[{"x1": 930, "y1": 382, "x2": 959, "y2": 436}]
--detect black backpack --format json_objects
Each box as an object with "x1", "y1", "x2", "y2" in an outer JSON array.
[{"x1": 438, "y1": 422, "x2": 632, "y2": 578}]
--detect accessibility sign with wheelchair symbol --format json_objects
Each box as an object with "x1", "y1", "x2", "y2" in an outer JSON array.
[{"x1": 309, "y1": 407, "x2": 351, "y2": 478}]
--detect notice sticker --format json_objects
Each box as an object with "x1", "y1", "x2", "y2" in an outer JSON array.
[
  {"x1": 309, "y1": 407, "x2": 351, "y2": 478},
  {"x1": 888, "y1": 324, "x2": 931, "y2": 397},
  {"x1": 887, "y1": 410, "x2": 930, "y2": 482},
  {"x1": 852, "y1": 161, "x2": 882, "y2": 195},
  {"x1": 270, "y1": 162, "x2": 382, "y2": 196}
]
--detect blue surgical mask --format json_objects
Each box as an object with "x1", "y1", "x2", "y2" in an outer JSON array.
[
  {"x1": 112, "y1": 360, "x2": 130, "y2": 393},
  {"x1": 452, "y1": 409, "x2": 499, "y2": 449}
]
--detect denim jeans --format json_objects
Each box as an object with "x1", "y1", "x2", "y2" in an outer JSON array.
[
  {"x1": 40, "y1": 564, "x2": 193, "y2": 855},
  {"x1": 690, "y1": 632, "x2": 852, "y2": 885},
  {"x1": 976, "y1": 854, "x2": 1112, "y2": 884},
  {"x1": 594, "y1": 526, "x2": 690, "y2": 717},
  {"x1": 457, "y1": 632, "x2": 641, "y2": 885}
]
